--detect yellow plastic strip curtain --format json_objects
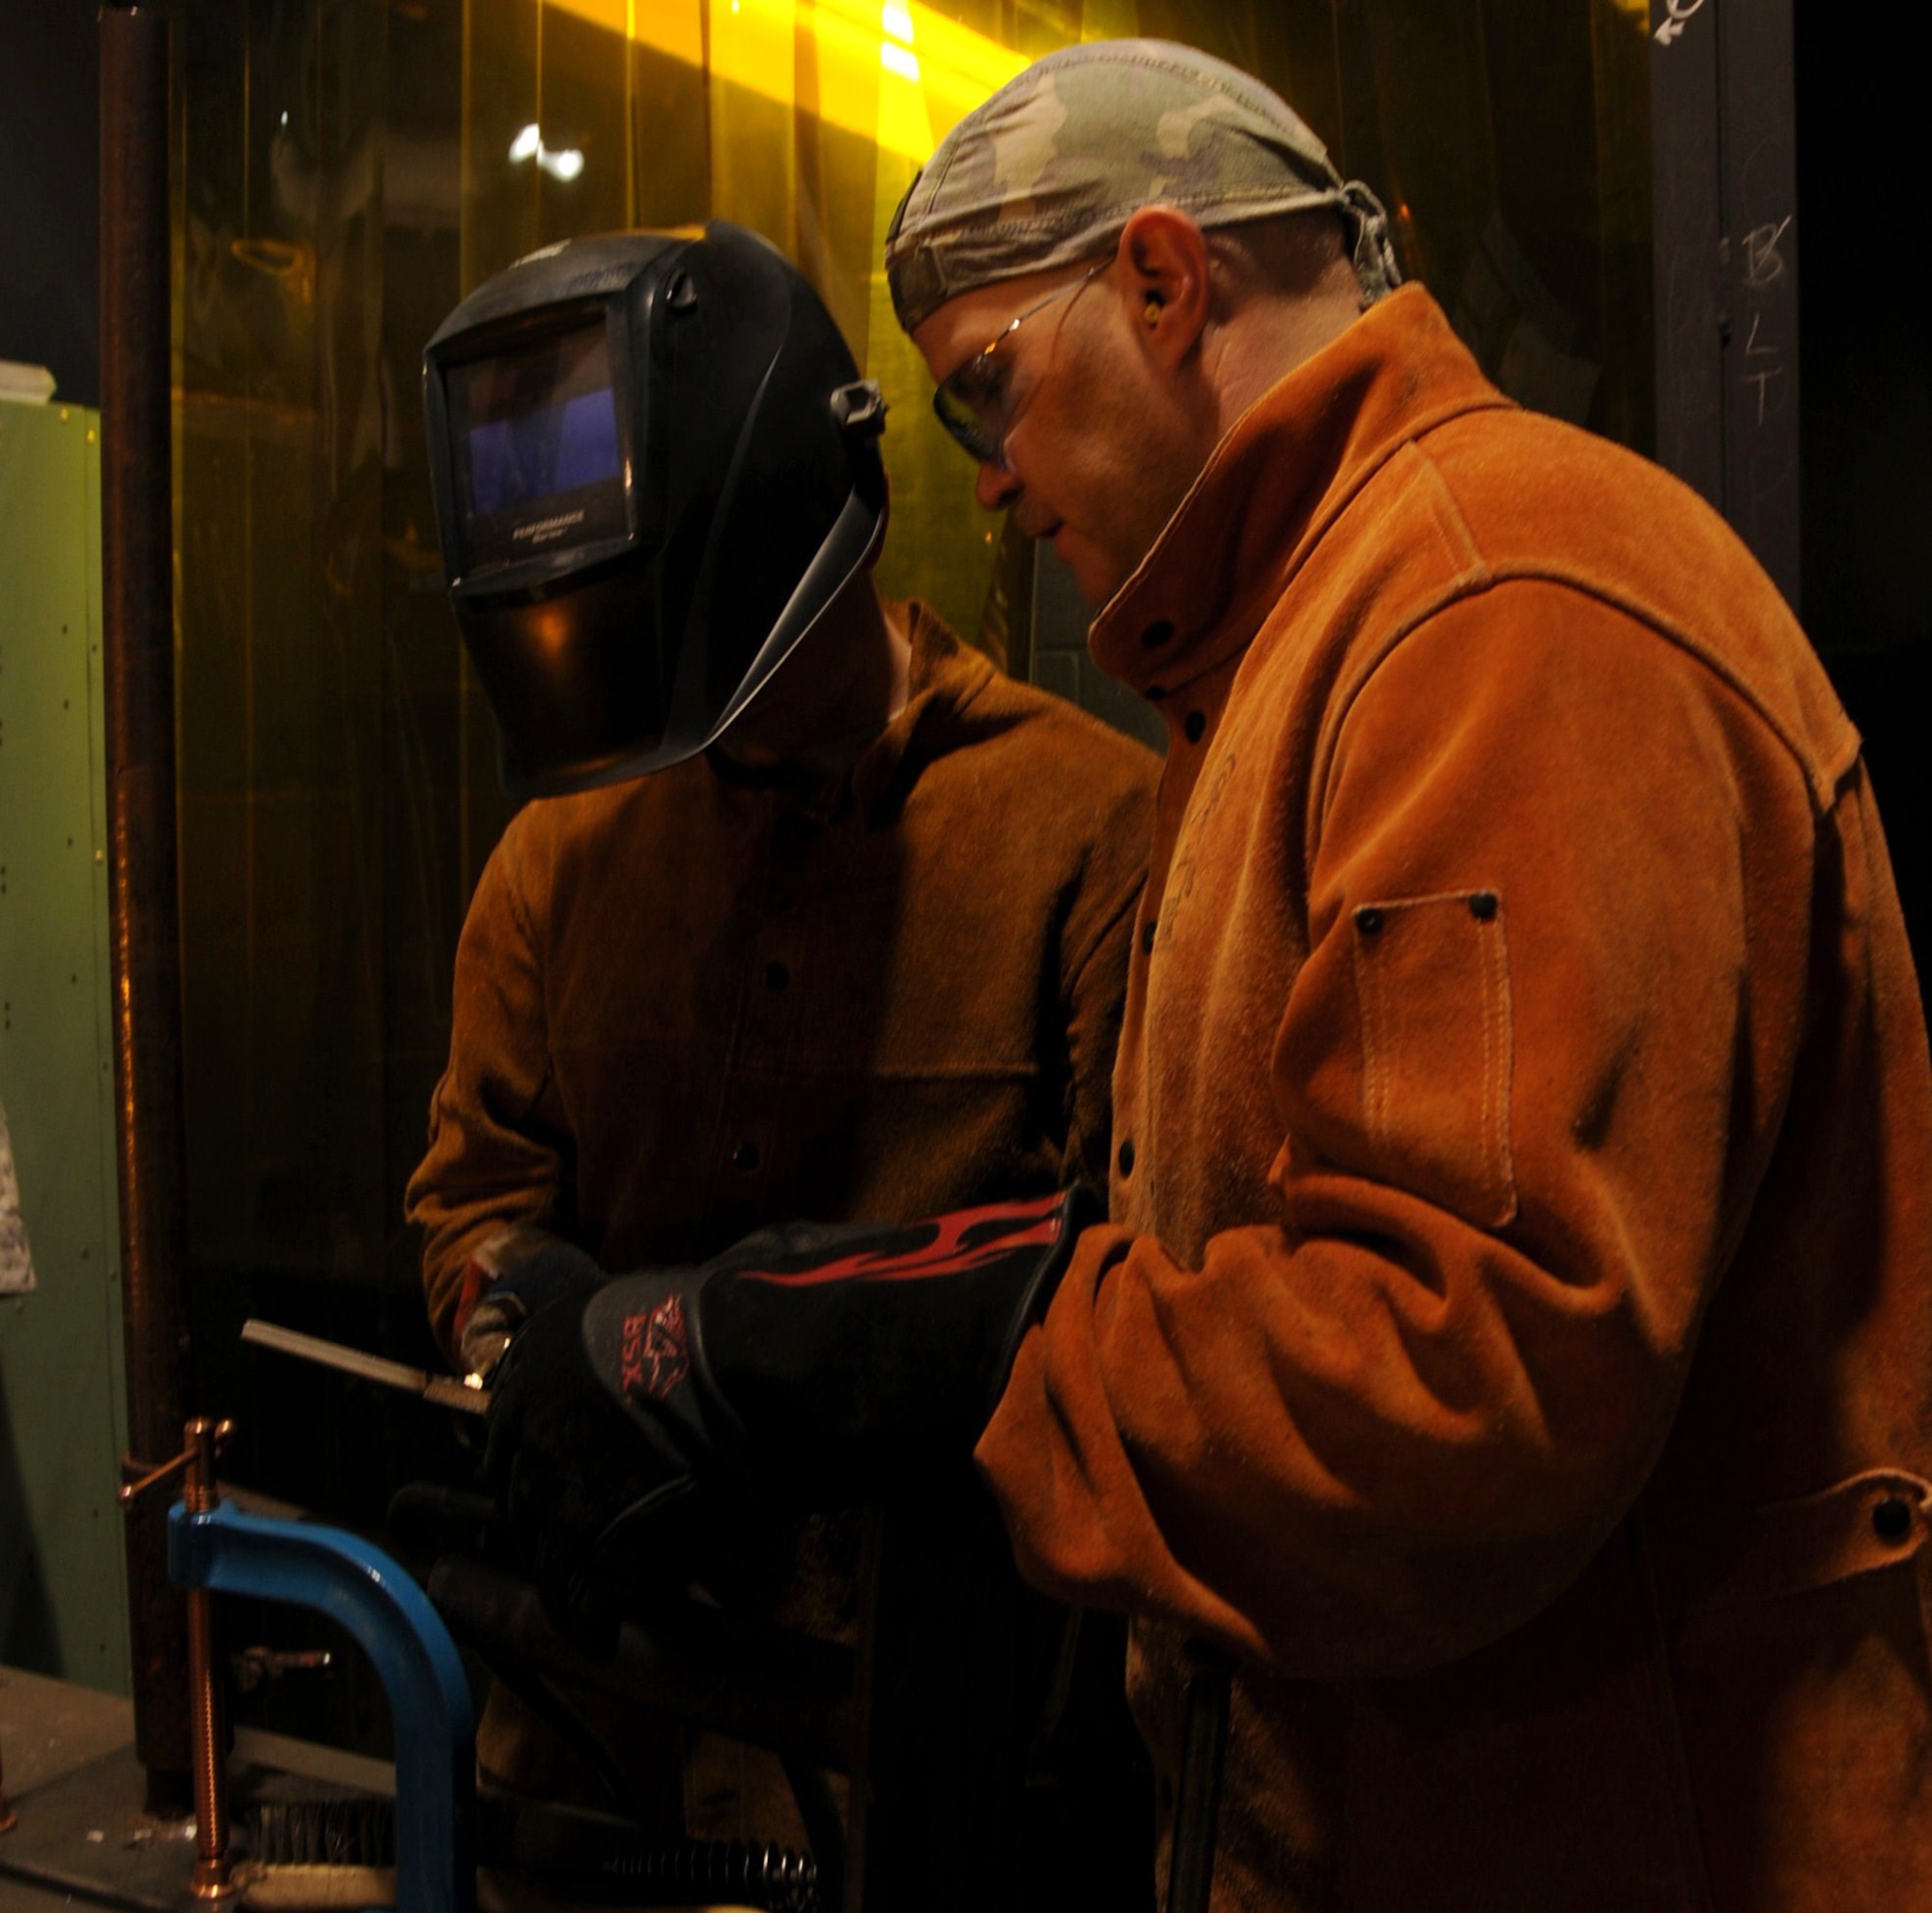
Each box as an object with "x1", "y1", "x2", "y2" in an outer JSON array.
[
  {"x1": 561, "y1": 0, "x2": 1025, "y2": 159},
  {"x1": 464, "y1": 0, "x2": 1046, "y2": 646}
]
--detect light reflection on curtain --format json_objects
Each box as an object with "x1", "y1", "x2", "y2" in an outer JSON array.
[
  {"x1": 458, "y1": 0, "x2": 1037, "y2": 654},
  {"x1": 452, "y1": 0, "x2": 1651, "y2": 664}
]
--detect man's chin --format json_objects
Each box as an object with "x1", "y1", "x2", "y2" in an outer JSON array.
[{"x1": 1048, "y1": 528, "x2": 1121, "y2": 614}]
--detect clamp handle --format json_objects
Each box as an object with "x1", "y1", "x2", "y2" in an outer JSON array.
[{"x1": 120, "y1": 1416, "x2": 233, "y2": 1515}]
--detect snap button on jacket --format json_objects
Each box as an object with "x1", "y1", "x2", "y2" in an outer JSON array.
[{"x1": 977, "y1": 287, "x2": 1932, "y2": 1911}]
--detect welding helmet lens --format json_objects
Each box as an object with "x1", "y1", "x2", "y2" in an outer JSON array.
[
  {"x1": 423, "y1": 222, "x2": 887, "y2": 798},
  {"x1": 447, "y1": 322, "x2": 629, "y2": 572}
]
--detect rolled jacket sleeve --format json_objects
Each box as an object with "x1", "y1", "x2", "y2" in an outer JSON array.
[
  {"x1": 407, "y1": 821, "x2": 571, "y2": 1355},
  {"x1": 976, "y1": 582, "x2": 1822, "y2": 1678}
]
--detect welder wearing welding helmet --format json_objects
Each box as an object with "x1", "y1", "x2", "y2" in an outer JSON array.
[
  {"x1": 420, "y1": 220, "x2": 902, "y2": 796},
  {"x1": 406, "y1": 222, "x2": 1157, "y2": 1887}
]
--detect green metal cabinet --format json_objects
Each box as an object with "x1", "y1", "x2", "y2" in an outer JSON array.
[{"x1": 0, "y1": 399, "x2": 130, "y2": 1695}]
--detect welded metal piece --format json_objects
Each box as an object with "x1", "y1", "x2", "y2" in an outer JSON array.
[
  {"x1": 168, "y1": 1499, "x2": 478, "y2": 1913},
  {"x1": 100, "y1": 0, "x2": 194, "y2": 1799},
  {"x1": 241, "y1": 1319, "x2": 493, "y2": 1415}
]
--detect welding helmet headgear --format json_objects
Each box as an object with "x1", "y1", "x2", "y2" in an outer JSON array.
[{"x1": 422, "y1": 221, "x2": 887, "y2": 797}]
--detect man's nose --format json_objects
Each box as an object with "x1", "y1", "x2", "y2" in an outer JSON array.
[{"x1": 976, "y1": 459, "x2": 1021, "y2": 510}]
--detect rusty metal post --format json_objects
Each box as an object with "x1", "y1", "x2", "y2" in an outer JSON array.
[{"x1": 99, "y1": 0, "x2": 195, "y2": 1807}]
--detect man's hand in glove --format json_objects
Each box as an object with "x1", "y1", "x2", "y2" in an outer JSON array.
[
  {"x1": 483, "y1": 1186, "x2": 1096, "y2": 1651},
  {"x1": 455, "y1": 1232, "x2": 607, "y2": 1383}
]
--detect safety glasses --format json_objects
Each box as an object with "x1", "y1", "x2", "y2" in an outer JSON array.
[{"x1": 929, "y1": 263, "x2": 1105, "y2": 469}]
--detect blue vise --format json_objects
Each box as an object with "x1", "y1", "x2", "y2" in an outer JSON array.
[{"x1": 168, "y1": 1497, "x2": 478, "y2": 1913}]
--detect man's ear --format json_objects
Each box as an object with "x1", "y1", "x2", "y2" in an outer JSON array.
[{"x1": 1118, "y1": 206, "x2": 1212, "y2": 367}]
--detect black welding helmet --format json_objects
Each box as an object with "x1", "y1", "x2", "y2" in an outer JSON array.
[{"x1": 422, "y1": 221, "x2": 888, "y2": 796}]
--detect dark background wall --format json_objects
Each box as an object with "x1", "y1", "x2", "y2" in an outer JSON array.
[
  {"x1": 1795, "y1": 6, "x2": 1930, "y2": 975},
  {"x1": 0, "y1": 0, "x2": 100, "y2": 407}
]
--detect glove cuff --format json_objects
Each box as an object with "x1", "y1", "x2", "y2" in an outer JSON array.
[{"x1": 457, "y1": 1233, "x2": 605, "y2": 1381}]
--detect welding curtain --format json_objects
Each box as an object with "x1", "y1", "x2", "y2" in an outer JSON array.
[{"x1": 167, "y1": 0, "x2": 1649, "y2": 1328}]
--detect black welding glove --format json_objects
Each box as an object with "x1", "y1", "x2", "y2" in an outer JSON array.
[{"x1": 484, "y1": 1186, "x2": 1096, "y2": 1652}]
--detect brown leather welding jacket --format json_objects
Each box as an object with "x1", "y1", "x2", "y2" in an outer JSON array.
[
  {"x1": 408, "y1": 604, "x2": 1156, "y2": 1355},
  {"x1": 408, "y1": 606, "x2": 1157, "y2": 1843},
  {"x1": 976, "y1": 286, "x2": 1932, "y2": 1911}
]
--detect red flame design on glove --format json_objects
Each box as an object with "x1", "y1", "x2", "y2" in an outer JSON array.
[
  {"x1": 620, "y1": 1293, "x2": 692, "y2": 1403},
  {"x1": 738, "y1": 1194, "x2": 1065, "y2": 1289}
]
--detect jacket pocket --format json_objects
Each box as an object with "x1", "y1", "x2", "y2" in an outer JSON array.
[{"x1": 1351, "y1": 888, "x2": 1518, "y2": 1230}]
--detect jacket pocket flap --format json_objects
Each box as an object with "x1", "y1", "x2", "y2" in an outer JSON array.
[{"x1": 1350, "y1": 888, "x2": 1518, "y2": 1231}]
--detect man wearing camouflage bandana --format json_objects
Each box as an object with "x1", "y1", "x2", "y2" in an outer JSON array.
[
  {"x1": 885, "y1": 41, "x2": 1400, "y2": 333},
  {"x1": 892, "y1": 37, "x2": 1932, "y2": 1913}
]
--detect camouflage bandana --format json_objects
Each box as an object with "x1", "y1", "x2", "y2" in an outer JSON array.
[{"x1": 886, "y1": 39, "x2": 1402, "y2": 333}]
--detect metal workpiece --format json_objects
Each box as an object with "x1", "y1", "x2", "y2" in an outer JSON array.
[
  {"x1": 242, "y1": 1318, "x2": 493, "y2": 1416},
  {"x1": 99, "y1": 0, "x2": 196, "y2": 1801},
  {"x1": 167, "y1": 1497, "x2": 478, "y2": 1913}
]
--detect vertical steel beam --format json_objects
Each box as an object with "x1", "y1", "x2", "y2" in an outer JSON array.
[
  {"x1": 99, "y1": 0, "x2": 194, "y2": 1801},
  {"x1": 1649, "y1": 0, "x2": 1724, "y2": 508},
  {"x1": 1650, "y1": 0, "x2": 1802, "y2": 612},
  {"x1": 1717, "y1": 0, "x2": 1801, "y2": 609}
]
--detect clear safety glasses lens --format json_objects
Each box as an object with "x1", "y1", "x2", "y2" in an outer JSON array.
[{"x1": 925, "y1": 263, "x2": 1105, "y2": 470}]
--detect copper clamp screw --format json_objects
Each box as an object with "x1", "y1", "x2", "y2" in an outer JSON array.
[{"x1": 119, "y1": 1417, "x2": 239, "y2": 1899}]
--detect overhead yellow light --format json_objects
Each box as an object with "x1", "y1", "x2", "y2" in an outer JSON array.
[{"x1": 546, "y1": 0, "x2": 1026, "y2": 161}]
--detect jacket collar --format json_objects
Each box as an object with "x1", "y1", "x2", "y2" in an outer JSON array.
[
  {"x1": 1090, "y1": 285, "x2": 1514, "y2": 700},
  {"x1": 850, "y1": 599, "x2": 996, "y2": 821},
  {"x1": 703, "y1": 599, "x2": 989, "y2": 825}
]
